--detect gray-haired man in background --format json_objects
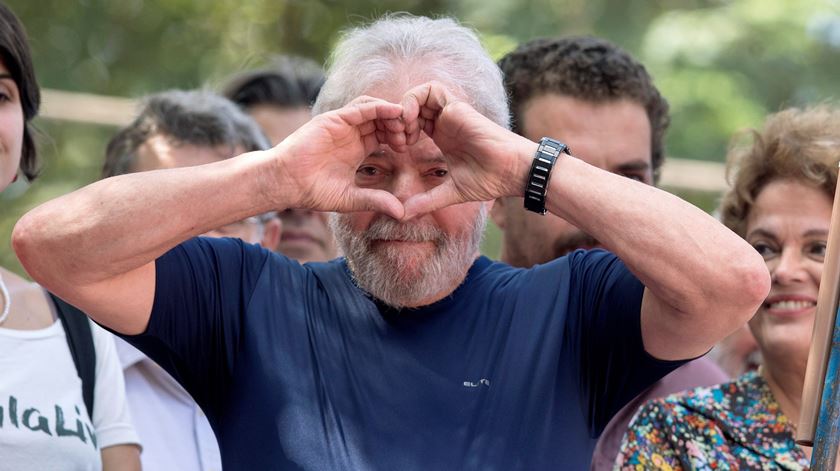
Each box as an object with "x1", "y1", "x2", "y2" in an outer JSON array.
[{"x1": 102, "y1": 90, "x2": 276, "y2": 471}]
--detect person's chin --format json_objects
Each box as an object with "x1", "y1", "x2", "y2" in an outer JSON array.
[
  {"x1": 757, "y1": 327, "x2": 812, "y2": 361},
  {"x1": 373, "y1": 240, "x2": 435, "y2": 256},
  {"x1": 753, "y1": 308, "x2": 815, "y2": 345},
  {"x1": 374, "y1": 242, "x2": 433, "y2": 276}
]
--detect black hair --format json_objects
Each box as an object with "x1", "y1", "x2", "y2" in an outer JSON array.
[
  {"x1": 223, "y1": 56, "x2": 324, "y2": 110},
  {"x1": 499, "y1": 36, "x2": 670, "y2": 181}
]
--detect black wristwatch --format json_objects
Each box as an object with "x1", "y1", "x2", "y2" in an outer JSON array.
[{"x1": 524, "y1": 137, "x2": 571, "y2": 214}]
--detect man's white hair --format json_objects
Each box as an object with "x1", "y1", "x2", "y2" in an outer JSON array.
[{"x1": 313, "y1": 14, "x2": 510, "y2": 128}]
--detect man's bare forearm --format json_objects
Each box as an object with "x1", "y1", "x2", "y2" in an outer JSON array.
[
  {"x1": 547, "y1": 155, "x2": 766, "y2": 310},
  {"x1": 507, "y1": 139, "x2": 768, "y2": 357},
  {"x1": 13, "y1": 150, "x2": 283, "y2": 288}
]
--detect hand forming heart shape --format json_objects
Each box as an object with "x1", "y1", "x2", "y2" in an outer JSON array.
[{"x1": 270, "y1": 81, "x2": 537, "y2": 221}]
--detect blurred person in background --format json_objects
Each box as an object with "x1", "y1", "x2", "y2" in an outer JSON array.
[
  {"x1": 496, "y1": 36, "x2": 728, "y2": 470},
  {"x1": 223, "y1": 56, "x2": 337, "y2": 262},
  {"x1": 101, "y1": 89, "x2": 275, "y2": 471},
  {"x1": 0, "y1": 3, "x2": 140, "y2": 470},
  {"x1": 618, "y1": 105, "x2": 840, "y2": 469}
]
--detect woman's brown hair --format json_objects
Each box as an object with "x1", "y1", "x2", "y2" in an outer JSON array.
[{"x1": 720, "y1": 105, "x2": 840, "y2": 237}]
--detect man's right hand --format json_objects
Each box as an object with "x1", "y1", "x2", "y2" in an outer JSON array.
[{"x1": 269, "y1": 97, "x2": 407, "y2": 220}]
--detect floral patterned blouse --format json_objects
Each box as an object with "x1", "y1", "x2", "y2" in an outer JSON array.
[{"x1": 616, "y1": 370, "x2": 810, "y2": 470}]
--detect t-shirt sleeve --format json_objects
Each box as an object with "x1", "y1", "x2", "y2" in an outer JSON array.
[
  {"x1": 563, "y1": 249, "x2": 688, "y2": 436},
  {"x1": 118, "y1": 237, "x2": 270, "y2": 419},
  {"x1": 89, "y1": 321, "x2": 141, "y2": 450}
]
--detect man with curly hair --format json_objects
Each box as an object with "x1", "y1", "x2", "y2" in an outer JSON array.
[
  {"x1": 496, "y1": 37, "x2": 729, "y2": 470},
  {"x1": 495, "y1": 36, "x2": 670, "y2": 264}
]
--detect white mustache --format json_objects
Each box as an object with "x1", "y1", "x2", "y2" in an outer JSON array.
[{"x1": 363, "y1": 217, "x2": 444, "y2": 243}]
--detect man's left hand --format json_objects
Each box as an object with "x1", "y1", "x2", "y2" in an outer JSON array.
[{"x1": 398, "y1": 81, "x2": 537, "y2": 219}]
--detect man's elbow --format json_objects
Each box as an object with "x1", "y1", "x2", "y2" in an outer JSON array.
[
  {"x1": 12, "y1": 214, "x2": 37, "y2": 270},
  {"x1": 721, "y1": 251, "x2": 771, "y2": 324},
  {"x1": 744, "y1": 257, "x2": 771, "y2": 307},
  {"x1": 11, "y1": 212, "x2": 53, "y2": 286}
]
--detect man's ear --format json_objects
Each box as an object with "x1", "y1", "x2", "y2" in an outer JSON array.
[
  {"x1": 490, "y1": 197, "x2": 507, "y2": 229},
  {"x1": 260, "y1": 217, "x2": 282, "y2": 251}
]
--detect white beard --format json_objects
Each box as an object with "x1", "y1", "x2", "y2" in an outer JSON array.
[{"x1": 329, "y1": 206, "x2": 487, "y2": 308}]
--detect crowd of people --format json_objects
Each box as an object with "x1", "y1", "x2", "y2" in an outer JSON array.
[{"x1": 0, "y1": 3, "x2": 837, "y2": 470}]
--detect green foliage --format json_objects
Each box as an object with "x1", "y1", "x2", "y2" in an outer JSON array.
[{"x1": 2, "y1": 0, "x2": 840, "y2": 276}]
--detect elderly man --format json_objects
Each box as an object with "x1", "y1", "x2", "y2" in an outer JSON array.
[
  {"x1": 102, "y1": 90, "x2": 277, "y2": 471},
  {"x1": 223, "y1": 57, "x2": 337, "y2": 262},
  {"x1": 496, "y1": 37, "x2": 730, "y2": 470},
  {"x1": 14, "y1": 15, "x2": 768, "y2": 470}
]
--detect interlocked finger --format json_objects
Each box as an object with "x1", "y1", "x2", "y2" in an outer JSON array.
[
  {"x1": 351, "y1": 187, "x2": 405, "y2": 220},
  {"x1": 339, "y1": 98, "x2": 404, "y2": 153},
  {"x1": 400, "y1": 81, "x2": 455, "y2": 146},
  {"x1": 402, "y1": 180, "x2": 463, "y2": 220}
]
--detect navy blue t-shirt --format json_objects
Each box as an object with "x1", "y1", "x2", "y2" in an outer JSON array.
[{"x1": 122, "y1": 237, "x2": 685, "y2": 470}]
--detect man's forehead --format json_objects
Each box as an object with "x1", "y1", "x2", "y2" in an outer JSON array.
[
  {"x1": 360, "y1": 73, "x2": 468, "y2": 104},
  {"x1": 361, "y1": 75, "x2": 421, "y2": 103},
  {"x1": 368, "y1": 140, "x2": 447, "y2": 165}
]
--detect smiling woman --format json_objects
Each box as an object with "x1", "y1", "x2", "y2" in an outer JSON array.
[
  {"x1": 617, "y1": 105, "x2": 840, "y2": 470},
  {"x1": 746, "y1": 181, "x2": 828, "y2": 365}
]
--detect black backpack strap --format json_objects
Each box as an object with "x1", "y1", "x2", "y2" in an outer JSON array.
[{"x1": 49, "y1": 293, "x2": 96, "y2": 421}]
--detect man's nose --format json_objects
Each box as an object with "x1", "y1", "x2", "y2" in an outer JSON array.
[{"x1": 389, "y1": 172, "x2": 424, "y2": 203}]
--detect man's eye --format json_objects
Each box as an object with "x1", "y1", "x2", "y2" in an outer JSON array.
[
  {"x1": 357, "y1": 166, "x2": 379, "y2": 176},
  {"x1": 429, "y1": 169, "x2": 448, "y2": 178}
]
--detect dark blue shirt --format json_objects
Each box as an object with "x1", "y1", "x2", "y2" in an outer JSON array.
[{"x1": 122, "y1": 237, "x2": 685, "y2": 470}]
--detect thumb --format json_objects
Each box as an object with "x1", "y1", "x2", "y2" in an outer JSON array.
[
  {"x1": 350, "y1": 188, "x2": 406, "y2": 220},
  {"x1": 402, "y1": 181, "x2": 462, "y2": 220}
]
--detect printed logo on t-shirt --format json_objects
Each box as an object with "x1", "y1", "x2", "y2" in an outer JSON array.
[
  {"x1": 0, "y1": 395, "x2": 97, "y2": 449},
  {"x1": 463, "y1": 378, "x2": 491, "y2": 388}
]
